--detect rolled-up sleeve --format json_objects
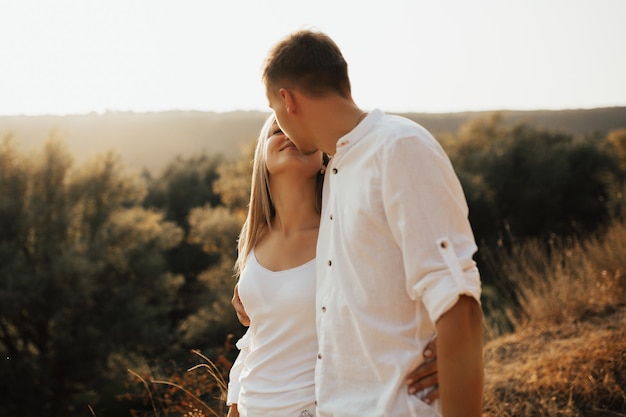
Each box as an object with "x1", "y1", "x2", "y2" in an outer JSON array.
[{"x1": 382, "y1": 133, "x2": 482, "y2": 324}]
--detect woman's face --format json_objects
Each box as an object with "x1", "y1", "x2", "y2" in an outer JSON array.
[{"x1": 264, "y1": 119, "x2": 323, "y2": 179}]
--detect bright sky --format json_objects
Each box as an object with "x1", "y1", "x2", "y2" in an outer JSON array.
[{"x1": 1, "y1": 0, "x2": 625, "y2": 116}]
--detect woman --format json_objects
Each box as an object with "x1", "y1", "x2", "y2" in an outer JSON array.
[{"x1": 226, "y1": 115, "x2": 438, "y2": 417}]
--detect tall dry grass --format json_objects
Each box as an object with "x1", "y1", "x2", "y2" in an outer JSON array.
[
  {"x1": 482, "y1": 219, "x2": 626, "y2": 416},
  {"x1": 492, "y1": 219, "x2": 625, "y2": 332},
  {"x1": 125, "y1": 349, "x2": 231, "y2": 417}
]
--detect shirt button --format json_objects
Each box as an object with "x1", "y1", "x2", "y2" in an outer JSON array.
[
  {"x1": 332, "y1": 168, "x2": 338, "y2": 174},
  {"x1": 321, "y1": 306, "x2": 326, "y2": 313},
  {"x1": 318, "y1": 353, "x2": 323, "y2": 359},
  {"x1": 328, "y1": 260, "x2": 332, "y2": 266},
  {"x1": 329, "y1": 214, "x2": 333, "y2": 220}
]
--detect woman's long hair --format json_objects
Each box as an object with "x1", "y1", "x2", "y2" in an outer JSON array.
[{"x1": 234, "y1": 114, "x2": 327, "y2": 277}]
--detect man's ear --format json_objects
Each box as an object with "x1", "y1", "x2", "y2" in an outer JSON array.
[{"x1": 279, "y1": 88, "x2": 297, "y2": 114}]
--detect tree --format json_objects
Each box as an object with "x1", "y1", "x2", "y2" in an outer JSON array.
[
  {"x1": 181, "y1": 205, "x2": 246, "y2": 348},
  {"x1": 606, "y1": 128, "x2": 626, "y2": 218},
  {"x1": 0, "y1": 138, "x2": 184, "y2": 417},
  {"x1": 212, "y1": 140, "x2": 255, "y2": 214},
  {"x1": 607, "y1": 128, "x2": 626, "y2": 171},
  {"x1": 140, "y1": 143, "x2": 255, "y2": 346},
  {"x1": 142, "y1": 153, "x2": 225, "y2": 229},
  {"x1": 141, "y1": 153, "x2": 228, "y2": 332},
  {"x1": 448, "y1": 114, "x2": 620, "y2": 248}
]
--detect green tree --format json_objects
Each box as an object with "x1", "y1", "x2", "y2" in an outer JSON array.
[
  {"x1": 181, "y1": 205, "x2": 246, "y2": 348},
  {"x1": 212, "y1": 139, "x2": 255, "y2": 214},
  {"x1": 141, "y1": 153, "x2": 227, "y2": 333},
  {"x1": 142, "y1": 153, "x2": 225, "y2": 229},
  {"x1": 448, "y1": 114, "x2": 621, "y2": 248},
  {"x1": 607, "y1": 128, "x2": 626, "y2": 171},
  {"x1": 0, "y1": 138, "x2": 183, "y2": 417},
  {"x1": 606, "y1": 128, "x2": 626, "y2": 218},
  {"x1": 140, "y1": 144, "x2": 254, "y2": 348}
]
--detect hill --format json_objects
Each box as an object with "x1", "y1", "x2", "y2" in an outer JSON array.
[
  {"x1": 1, "y1": 107, "x2": 624, "y2": 174},
  {"x1": 403, "y1": 107, "x2": 626, "y2": 138},
  {"x1": 0, "y1": 111, "x2": 269, "y2": 174}
]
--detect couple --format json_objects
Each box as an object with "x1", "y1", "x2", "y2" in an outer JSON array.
[{"x1": 226, "y1": 30, "x2": 484, "y2": 417}]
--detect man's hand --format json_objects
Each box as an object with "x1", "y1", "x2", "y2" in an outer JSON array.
[
  {"x1": 232, "y1": 284, "x2": 250, "y2": 326},
  {"x1": 406, "y1": 337, "x2": 439, "y2": 404}
]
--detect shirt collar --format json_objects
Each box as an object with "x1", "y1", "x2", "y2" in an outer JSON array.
[{"x1": 334, "y1": 108, "x2": 384, "y2": 156}]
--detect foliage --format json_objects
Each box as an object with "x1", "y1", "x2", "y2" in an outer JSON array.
[
  {"x1": 606, "y1": 128, "x2": 626, "y2": 171},
  {"x1": 141, "y1": 153, "x2": 229, "y2": 337},
  {"x1": 142, "y1": 153, "x2": 225, "y2": 230},
  {"x1": 447, "y1": 113, "x2": 623, "y2": 290},
  {"x1": 211, "y1": 140, "x2": 255, "y2": 214},
  {"x1": 141, "y1": 153, "x2": 250, "y2": 351},
  {"x1": 174, "y1": 205, "x2": 246, "y2": 348},
  {"x1": 0, "y1": 137, "x2": 184, "y2": 416}
]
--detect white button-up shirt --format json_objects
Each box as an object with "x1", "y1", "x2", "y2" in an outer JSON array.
[{"x1": 315, "y1": 109, "x2": 481, "y2": 417}]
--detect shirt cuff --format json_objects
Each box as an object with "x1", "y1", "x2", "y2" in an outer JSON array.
[{"x1": 423, "y1": 271, "x2": 481, "y2": 324}]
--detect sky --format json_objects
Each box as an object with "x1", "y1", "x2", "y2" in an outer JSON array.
[{"x1": 1, "y1": 0, "x2": 625, "y2": 116}]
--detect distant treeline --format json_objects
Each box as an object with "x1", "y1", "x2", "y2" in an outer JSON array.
[
  {"x1": 1, "y1": 111, "x2": 625, "y2": 416},
  {"x1": 1, "y1": 107, "x2": 624, "y2": 173}
]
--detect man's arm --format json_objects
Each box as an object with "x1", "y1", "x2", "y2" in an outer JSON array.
[{"x1": 436, "y1": 295, "x2": 483, "y2": 417}]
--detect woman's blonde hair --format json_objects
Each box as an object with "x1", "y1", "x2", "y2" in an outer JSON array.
[{"x1": 234, "y1": 114, "x2": 328, "y2": 277}]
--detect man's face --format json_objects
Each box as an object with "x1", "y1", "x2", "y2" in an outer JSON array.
[
  {"x1": 266, "y1": 86, "x2": 290, "y2": 137},
  {"x1": 266, "y1": 84, "x2": 318, "y2": 156}
]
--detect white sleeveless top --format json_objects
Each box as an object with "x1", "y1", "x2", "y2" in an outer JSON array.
[{"x1": 227, "y1": 250, "x2": 317, "y2": 417}]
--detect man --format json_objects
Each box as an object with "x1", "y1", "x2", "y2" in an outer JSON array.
[{"x1": 263, "y1": 30, "x2": 484, "y2": 417}]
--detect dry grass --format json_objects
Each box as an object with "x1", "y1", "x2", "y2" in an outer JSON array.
[
  {"x1": 490, "y1": 221, "x2": 626, "y2": 331},
  {"x1": 481, "y1": 219, "x2": 626, "y2": 416},
  {"x1": 483, "y1": 307, "x2": 626, "y2": 416},
  {"x1": 127, "y1": 349, "x2": 230, "y2": 417}
]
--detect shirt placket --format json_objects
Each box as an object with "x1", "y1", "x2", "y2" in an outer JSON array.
[{"x1": 317, "y1": 158, "x2": 339, "y2": 372}]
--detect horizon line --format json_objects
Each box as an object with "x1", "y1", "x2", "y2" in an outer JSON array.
[{"x1": 1, "y1": 104, "x2": 625, "y2": 118}]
